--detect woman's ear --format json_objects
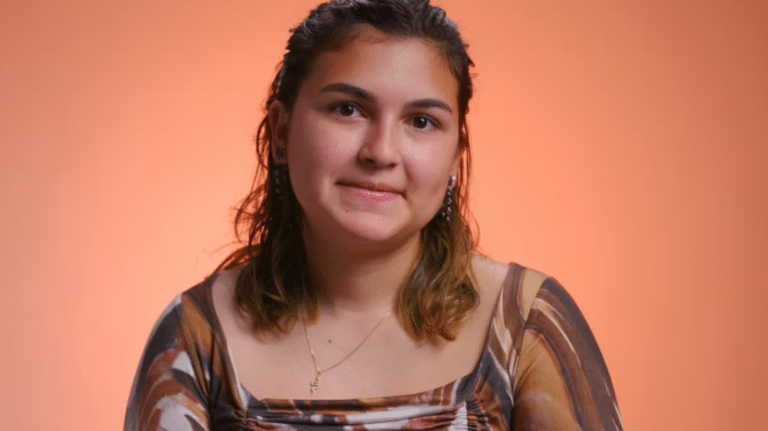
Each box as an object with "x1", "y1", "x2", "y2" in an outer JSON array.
[
  {"x1": 450, "y1": 153, "x2": 462, "y2": 179},
  {"x1": 268, "y1": 100, "x2": 290, "y2": 163}
]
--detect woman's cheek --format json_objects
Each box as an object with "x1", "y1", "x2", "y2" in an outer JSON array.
[{"x1": 407, "y1": 145, "x2": 449, "y2": 178}]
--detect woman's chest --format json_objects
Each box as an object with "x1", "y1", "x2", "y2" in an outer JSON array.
[{"x1": 227, "y1": 324, "x2": 488, "y2": 401}]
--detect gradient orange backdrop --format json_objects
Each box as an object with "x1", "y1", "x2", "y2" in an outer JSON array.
[{"x1": 1, "y1": 0, "x2": 766, "y2": 430}]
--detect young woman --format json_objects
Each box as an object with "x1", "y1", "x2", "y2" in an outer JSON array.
[{"x1": 125, "y1": 1, "x2": 623, "y2": 430}]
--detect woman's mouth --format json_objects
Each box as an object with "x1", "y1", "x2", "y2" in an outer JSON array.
[{"x1": 337, "y1": 181, "x2": 403, "y2": 203}]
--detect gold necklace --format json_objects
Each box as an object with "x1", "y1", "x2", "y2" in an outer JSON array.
[{"x1": 302, "y1": 309, "x2": 392, "y2": 397}]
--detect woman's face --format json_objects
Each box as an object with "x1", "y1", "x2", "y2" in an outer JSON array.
[{"x1": 273, "y1": 27, "x2": 461, "y2": 251}]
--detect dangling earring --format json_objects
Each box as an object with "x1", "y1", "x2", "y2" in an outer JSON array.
[
  {"x1": 274, "y1": 146, "x2": 288, "y2": 198},
  {"x1": 440, "y1": 175, "x2": 457, "y2": 222}
]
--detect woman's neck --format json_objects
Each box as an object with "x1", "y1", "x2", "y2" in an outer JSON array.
[{"x1": 302, "y1": 229, "x2": 421, "y2": 315}]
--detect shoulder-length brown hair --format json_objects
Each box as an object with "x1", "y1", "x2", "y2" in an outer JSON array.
[{"x1": 217, "y1": 0, "x2": 478, "y2": 342}]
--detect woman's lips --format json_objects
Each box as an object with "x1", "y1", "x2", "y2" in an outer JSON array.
[{"x1": 337, "y1": 181, "x2": 402, "y2": 203}]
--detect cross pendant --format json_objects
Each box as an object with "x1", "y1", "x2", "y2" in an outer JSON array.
[{"x1": 310, "y1": 376, "x2": 320, "y2": 397}]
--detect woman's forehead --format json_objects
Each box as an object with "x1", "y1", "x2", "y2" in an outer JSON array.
[{"x1": 301, "y1": 28, "x2": 459, "y2": 107}]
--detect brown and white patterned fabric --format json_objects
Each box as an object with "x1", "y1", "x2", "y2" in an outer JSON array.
[{"x1": 125, "y1": 263, "x2": 623, "y2": 431}]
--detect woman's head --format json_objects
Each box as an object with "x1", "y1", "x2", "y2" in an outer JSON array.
[
  {"x1": 273, "y1": 26, "x2": 463, "y2": 253},
  {"x1": 222, "y1": 0, "x2": 478, "y2": 341},
  {"x1": 263, "y1": 0, "x2": 474, "y2": 237}
]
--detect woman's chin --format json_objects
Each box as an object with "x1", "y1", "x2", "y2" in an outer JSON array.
[
  {"x1": 343, "y1": 222, "x2": 406, "y2": 246},
  {"x1": 329, "y1": 215, "x2": 421, "y2": 252}
]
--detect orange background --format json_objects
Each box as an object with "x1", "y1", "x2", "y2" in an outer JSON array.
[{"x1": 1, "y1": 0, "x2": 766, "y2": 429}]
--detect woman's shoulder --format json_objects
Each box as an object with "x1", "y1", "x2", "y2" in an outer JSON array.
[
  {"x1": 149, "y1": 269, "x2": 240, "y2": 352},
  {"x1": 471, "y1": 255, "x2": 552, "y2": 322}
]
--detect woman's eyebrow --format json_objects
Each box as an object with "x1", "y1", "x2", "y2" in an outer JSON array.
[
  {"x1": 407, "y1": 99, "x2": 453, "y2": 114},
  {"x1": 320, "y1": 82, "x2": 453, "y2": 114},
  {"x1": 320, "y1": 83, "x2": 375, "y2": 102}
]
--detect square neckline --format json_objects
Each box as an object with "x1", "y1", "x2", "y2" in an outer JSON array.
[{"x1": 201, "y1": 263, "x2": 516, "y2": 409}]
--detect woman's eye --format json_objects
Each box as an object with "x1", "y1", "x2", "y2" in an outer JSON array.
[
  {"x1": 332, "y1": 103, "x2": 361, "y2": 117},
  {"x1": 411, "y1": 115, "x2": 437, "y2": 130}
]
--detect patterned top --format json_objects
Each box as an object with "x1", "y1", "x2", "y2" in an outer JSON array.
[{"x1": 125, "y1": 263, "x2": 623, "y2": 431}]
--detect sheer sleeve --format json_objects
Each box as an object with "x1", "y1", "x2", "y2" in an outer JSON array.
[
  {"x1": 512, "y1": 278, "x2": 623, "y2": 431},
  {"x1": 125, "y1": 295, "x2": 211, "y2": 431}
]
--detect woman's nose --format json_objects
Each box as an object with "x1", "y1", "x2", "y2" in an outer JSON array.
[{"x1": 357, "y1": 118, "x2": 400, "y2": 169}]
